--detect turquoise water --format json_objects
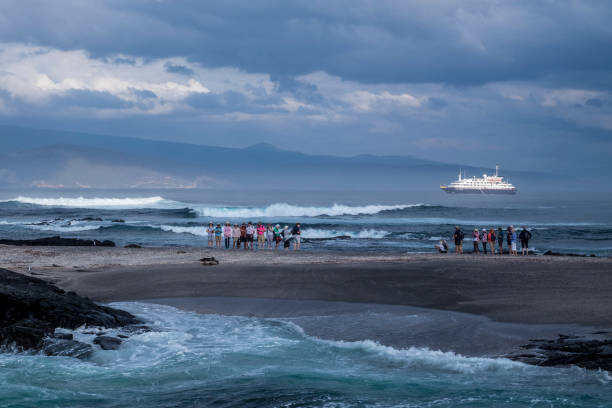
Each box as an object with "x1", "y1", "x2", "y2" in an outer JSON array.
[{"x1": 1, "y1": 303, "x2": 611, "y2": 407}]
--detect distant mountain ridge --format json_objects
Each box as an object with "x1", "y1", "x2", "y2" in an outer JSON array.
[{"x1": 0, "y1": 124, "x2": 567, "y2": 190}]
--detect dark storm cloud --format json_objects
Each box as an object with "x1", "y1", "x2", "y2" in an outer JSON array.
[
  {"x1": 1, "y1": 0, "x2": 611, "y2": 86},
  {"x1": 0, "y1": 0, "x2": 610, "y2": 178}
]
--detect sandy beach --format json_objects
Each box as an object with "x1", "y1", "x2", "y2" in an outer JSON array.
[{"x1": 3, "y1": 245, "x2": 611, "y2": 327}]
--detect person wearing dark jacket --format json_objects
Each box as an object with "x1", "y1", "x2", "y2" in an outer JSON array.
[
  {"x1": 497, "y1": 227, "x2": 504, "y2": 254},
  {"x1": 291, "y1": 223, "x2": 301, "y2": 250},
  {"x1": 453, "y1": 226, "x2": 464, "y2": 254},
  {"x1": 519, "y1": 226, "x2": 532, "y2": 255}
]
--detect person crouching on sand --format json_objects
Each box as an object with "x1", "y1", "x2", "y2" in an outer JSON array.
[
  {"x1": 223, "y1": 222, "x2": 232, "y2": 249},
  {"x1": 232, "y1": 224, "x2": 240, "y2": 249},
  {"x1": 435, "y1": 240, "x2": 448, "y2": 253},
  {"x1": 453, "y1": 226, "x2": 464, "y2": 254}
]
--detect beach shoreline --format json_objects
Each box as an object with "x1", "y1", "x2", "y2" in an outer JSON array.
[
  {"x1": 2, "y1": 244, "x2": 612, "y2": 361},
  {"x1": 2, "y1": 245, "x2": 610, "y2": 324}
]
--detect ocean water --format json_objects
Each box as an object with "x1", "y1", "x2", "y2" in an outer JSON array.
[
  {"x1": 0, "y1": 189, "x2": 611, "y2": 255},
  {"x1": 1, "y1": 302, "x2": 611, "y2": 408}
]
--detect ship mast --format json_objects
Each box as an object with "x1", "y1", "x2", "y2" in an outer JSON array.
[{"x1": 495, "y1": 165, "x2": 499, "y2": 177}]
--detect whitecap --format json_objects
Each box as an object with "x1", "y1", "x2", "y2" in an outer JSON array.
[
  {"x1": 193, "y1": 203, "x2": 420, "y2": 218},
  {"x1": 6, "y1": 196, "x2": 177, "y2": 209}
]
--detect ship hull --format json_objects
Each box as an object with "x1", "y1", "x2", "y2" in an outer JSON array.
[{"x1": 441, "y1": 187, "x2": 516, "y2": 194}]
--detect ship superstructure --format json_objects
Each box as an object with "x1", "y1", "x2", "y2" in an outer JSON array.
[{"x1": 440, "y1": 165, "x2": 516, "y2": 194}]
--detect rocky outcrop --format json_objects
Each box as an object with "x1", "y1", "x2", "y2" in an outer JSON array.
[
  {"x1": 0, "y1": 236, "x2": 115, "y2": 247},
  {"x1": 94, "y1": 335, "x2": 122, "y2": 350},
  {"x1": 0, "y1": 268, "x2": 140, "y2": 353},
  {"x1": 507, "y1": 333, "x2": 612, "y2": 371}
]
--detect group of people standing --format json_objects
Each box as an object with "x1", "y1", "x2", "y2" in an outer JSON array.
[
  {"x1": 438, "y1": 225, "x2": 532, "y2": 255},
  {"x1": 206, "y1": 222, "x2": 302, "y2": 250}
]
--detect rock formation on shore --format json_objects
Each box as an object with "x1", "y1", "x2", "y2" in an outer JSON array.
[
  {"x1": 0, "y1": 268, "x2": 140, "y2": 355},
  {"x1": 507, "y1": 333, "x2": 612, "y2": 371},
  {"x1": 0, "y1": 236, "x2": 115, "y2": 247}
]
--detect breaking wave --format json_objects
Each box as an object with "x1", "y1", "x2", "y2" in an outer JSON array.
[
  {"x1": 5, "y1": 196, "x2": 175, "y2": 209},
  {"x1": 193, "y1": 203, "x2": 421, "y2": 218},
  {"x1": 300, "y1": 228, "x2": 390, "y2": 239}
]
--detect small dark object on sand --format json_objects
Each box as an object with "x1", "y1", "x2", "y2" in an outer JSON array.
[
  {"x1": 543, "y1": 250, "x2": 596, "y2": 257},
  {"x1": 200, "y1": 257, "x2": 219, "y2": 265},
  {"x1": 94, "y1": 335, "x2": 122, "y2": 350},
  {"x1": 0, "y1": 236, "x2": 115, "y2": 247},
  {"x1": 124, "y1": 244, "x2": 142, "y2": 248}
]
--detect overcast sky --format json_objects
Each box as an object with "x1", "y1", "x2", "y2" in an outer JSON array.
[{"x1": 0, "y1": 0, "x2": 611, "y2": 172}]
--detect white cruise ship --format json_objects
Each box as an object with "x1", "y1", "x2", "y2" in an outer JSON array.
[{"x1": 440, "y1": 165, "x2": 516, "y2": 194}]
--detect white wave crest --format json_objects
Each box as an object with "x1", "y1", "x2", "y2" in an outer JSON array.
[
  {"x1": 159, "y1": 225, "x2": 209, "y2": 236},
  {"x1": 194, "y1": 203, "x2": 416, "y2": 218},
  {"x1": 8, "y1": 196, "x2": 171, "y2": 209},
  {"x1": 280, "y1": 320, "x2": 527, "y2": 374},
  {"x1": 301, "y1": 228, "x2": 390, "y2": 239},
  {"x1": 27, "y1": 223, "x2": 104, "y2": 232}
]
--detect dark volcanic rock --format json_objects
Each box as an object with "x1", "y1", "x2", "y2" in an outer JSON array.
[
  {"x1": 0, "y1": 236, "x2": 115, "y2": 247},
  {"x1": 94, "y1": 335, "x2": 122, "y2": 350},
  {"x1": 0, "y1": 268, "x2": 140, "y2": 352},
  {"x1": 78, "y1": 217, "x2": 103, "y2": 222},
  {"x1": 42, "y1": 338, "x2": 93, "y2": 359},
  {"x1": 508, "y1": 334, "x2": 612, "y2": 371},
  {"x1": 52, "y1": 332, "x2": 74, "y2": 341},
  {"x1": 111, "y1": 219, "x2": 125, "y2": 223}
]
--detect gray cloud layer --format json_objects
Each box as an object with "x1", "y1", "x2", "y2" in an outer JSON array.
[{"x1": 0, "y1": 0, "x2": 611, "y2": 173}]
